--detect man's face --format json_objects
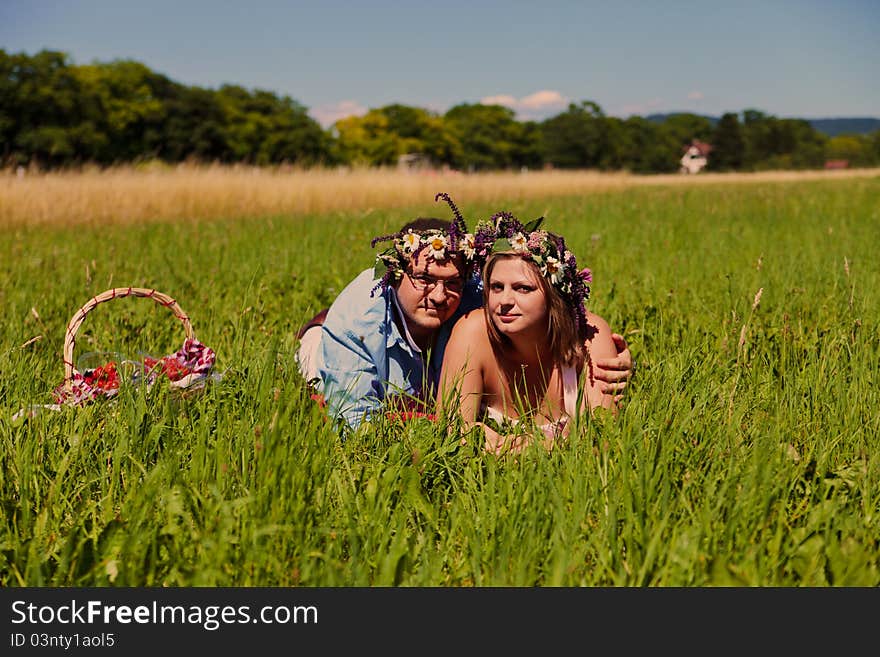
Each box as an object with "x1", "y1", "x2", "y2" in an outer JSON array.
[{"x1": 394, "y1": 251, "x2": 465, "y2": 346}]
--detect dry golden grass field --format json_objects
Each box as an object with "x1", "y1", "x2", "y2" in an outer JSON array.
[{"x1": 2, "y1": 163, "x2": 878, "y2": 227}]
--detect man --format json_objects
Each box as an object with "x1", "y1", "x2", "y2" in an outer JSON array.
[{"x1": 297, "y1": 195, "x2": 632, "y2": 432}]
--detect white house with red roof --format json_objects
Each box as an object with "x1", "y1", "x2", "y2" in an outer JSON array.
[{"x1": 680, "y1": 140, "x2": 712, "y2": 174}]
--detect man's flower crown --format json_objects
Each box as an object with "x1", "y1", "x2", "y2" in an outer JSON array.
[
  {"x1": 471, "y1": 210, "x2": 593, "y2": 335},
  {"x1": 370, "y1": 192, "x2": 477, "y2": 296}
]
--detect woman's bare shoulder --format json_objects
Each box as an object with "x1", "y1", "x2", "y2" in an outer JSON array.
[
  {"x1": 585, "y1": 310, "x2": 612, "y2": 336},
  {"x1": 584, "y1": 311, "x2": 616, "y2": 359},
  {"x1": 450, "y1": 308, "x2": 489, "y2": 337},
  {"x1": 447, "y1": 309, "x2": 491, "y2": 354}
]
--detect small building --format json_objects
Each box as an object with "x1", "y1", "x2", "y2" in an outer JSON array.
[
  {"x1": 680, "y1": 140, "x2": 712, "y2": 174},
  {"x1": 824, "y1": 159, "x2": 849, "y2": 170}
]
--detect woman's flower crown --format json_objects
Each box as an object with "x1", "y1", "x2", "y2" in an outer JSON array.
[
  {"x1": 472, "y1": 211, "x2": 593, "y2": 335},
  {"x1": 370, "y1": 192, "x2": 477, "y2": 296}
]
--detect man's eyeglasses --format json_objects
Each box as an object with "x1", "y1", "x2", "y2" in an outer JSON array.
[{"x1": 406, "y1": 272, "x2": 464, "y2": 295}]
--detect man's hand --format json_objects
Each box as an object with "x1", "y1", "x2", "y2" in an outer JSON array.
[{"x1": 592, "y1": 333, "x2": 633, "y2": 405}]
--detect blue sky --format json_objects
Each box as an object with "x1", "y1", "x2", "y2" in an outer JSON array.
[{"x1": 2, "y1": 0, "x2": 878, "y2": 127}]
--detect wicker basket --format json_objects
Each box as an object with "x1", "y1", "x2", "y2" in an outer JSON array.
[{"x1": 55, "y1": 287, "x2": 215, "y2": 405}]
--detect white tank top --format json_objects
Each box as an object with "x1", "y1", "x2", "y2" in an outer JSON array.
[{"x1": 482, "y1": 365, "x2": 578, "y2": 437}]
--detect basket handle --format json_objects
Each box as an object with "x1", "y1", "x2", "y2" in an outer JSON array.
[{"x1": 63, "y1": 287, "x2": 194, "y2": 389}]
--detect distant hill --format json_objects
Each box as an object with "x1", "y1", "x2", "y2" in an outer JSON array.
[
  {"x1": 645, "y1": 112, "x2": 719, "y2": 127},
  {"x1": 645, "y1": 113, "x2": 880, "y2": 136},
  {"x1": 804, "y1": 118, "x2": 880, "y2": 137}
]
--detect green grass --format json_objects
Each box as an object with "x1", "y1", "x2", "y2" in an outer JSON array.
[{"x1": 1, "y1": 177, "x2": 878, "y2": 586}]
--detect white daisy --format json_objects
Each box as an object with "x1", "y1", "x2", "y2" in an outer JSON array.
[
  {"x1": 427, "y1": 234, "x2": 448, "y2": 260},
  {"x1": 401, "y1": 230, "x2": 420, "y2": 253},
  {"x1": 462, "y1": 233, "x2": 476, "y2": 259},
  {"x1": 510, "y1": 232, "x2": 529, "y2": 253},
  {"x1": 545, "y1": 256, "x2": 565, "y2": 285}
]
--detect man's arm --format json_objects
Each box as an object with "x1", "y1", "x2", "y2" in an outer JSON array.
[
  {"x1": 583, "y1": 313, "x2": 622, "y2": 413},
  {"x1": 591, "y1": 332, "x2": 633, "y2": 403},
  {"x1": 315, "y1": 324, "x2": 384, "y2": 432}
]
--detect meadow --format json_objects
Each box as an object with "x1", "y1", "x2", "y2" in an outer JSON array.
[{"x1": 1, "y1": 168, "x2": 878, "y2": 586}]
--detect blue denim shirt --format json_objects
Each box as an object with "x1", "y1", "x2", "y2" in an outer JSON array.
[{"x1": 314, "y1": 268, "x2": 481, "y2": 431}]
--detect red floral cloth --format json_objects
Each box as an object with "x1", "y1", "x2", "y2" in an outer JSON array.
[
  {"x1": 386, "y1": 411, "x2": 437, "y2": 422},
  {"x1": 53, "y1": 339, "x2": 216, "y2": 406}
]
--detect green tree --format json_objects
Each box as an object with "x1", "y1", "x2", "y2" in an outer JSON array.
[
  {"x1": 72, "y1": 60, "x2": 169, "y2": 162},
  {"x1": 333, "y1": 111, "x2": 400, "y2": 166},
  {"x1": 869, "y1": 131, "x2": 880, "y2": 163},
  {"x1": 0, "y1": 50, "x2": 19, "y2": 162},
  {"x1": 539, "y1": 101, "x2": 609, "y2": 169},
  {"x1": 826, "y1": 134, "x2": 874, "y2": 167},
  {"x1": 380, "y1": 103, "x2": 457, "y2": 166},
  {"x1": 783, "y1": 119, "x2": 826, "y2": 169},
  {"x1": 160, "y1": 84, "x2": 229, "y2": 162},
  {"x1": 260, "y1": 105, "x2": 332, "y2": 166},
  {"x1": 1, "y1": 49, "x2": 331, "y2": 167},
  {"x1": 217, "y1": 85, "x2": 331, "y2": 165},
  {"x1": 333, "y1": 104, "x2": 456, "y2": 167},
  {"x1": 739, "y1": 109, "x2": 828, "y2": 170},
  {"x1": 444, "y1": 103, "x2": 541, "y2": 171},
  {"x1": 617, "y1": 116, "x2": 682, "y2": 173},
  {"x1": 2, "y1": 49, "x2": 91, "y2": 166},
  {"x1": 708, "y1": 112, "x2": 745, "y2": 171},
  {"x1": 661, "y1": 113, "x2": 714, "y2": 155}
]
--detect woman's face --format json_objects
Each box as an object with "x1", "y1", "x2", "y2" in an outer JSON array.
[{"x1": 486, "y1": 257, "x2": 548, "y2": 340}]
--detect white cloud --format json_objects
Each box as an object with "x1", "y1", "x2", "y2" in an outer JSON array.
[
  {"x1": 481, "y1": 94, "x2": 519, "y2": 107},
  {"x1": 519, "y1": 90, "x2": 568, "y2": 110},
  {"x1": 687, "y1": 90, "x2": 704, "y2": 101},
  {"x1": 309, "y1": 100, "x2": 368, "y2": 128},
  {"x1": 479, "y1": 90, "x2": 570, "y2": 120}
]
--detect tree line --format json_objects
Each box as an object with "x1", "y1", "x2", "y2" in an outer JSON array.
[{"x1": 3, "y1": 49, "x2": 879, "y2": 172}]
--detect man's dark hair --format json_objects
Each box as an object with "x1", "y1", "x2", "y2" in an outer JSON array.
[{"x1": 398, "y1": 217, "x2": 452, "y2": 233}]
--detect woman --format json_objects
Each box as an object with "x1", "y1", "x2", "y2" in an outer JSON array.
[{"x1": 437, "y1": 210, "x2": 621, "y2": 455}]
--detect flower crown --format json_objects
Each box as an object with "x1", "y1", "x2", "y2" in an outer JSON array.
[
  {"x1": 471, "y1": 211, "x2": 593, "y2": 335},
  {"x1": 370, "y1": 192, "x2": 477, "y2": 296}
]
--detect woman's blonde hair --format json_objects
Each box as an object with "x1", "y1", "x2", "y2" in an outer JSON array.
[{"x1": 482, "y1": 252, "x2": 585, "y2": 367}]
